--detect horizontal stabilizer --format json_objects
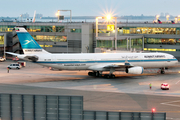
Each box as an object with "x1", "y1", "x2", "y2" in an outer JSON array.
[
  {"x1": 6, "y1": 52, "x2": 38, "y2": 62},
  {"x1": 5, "y1": 52, "x2": 20, "y2": 56}
]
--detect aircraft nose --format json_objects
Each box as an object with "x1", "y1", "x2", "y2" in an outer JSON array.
[{"x1": 175, "y1": 59, "x2": 179, "y2": 64}]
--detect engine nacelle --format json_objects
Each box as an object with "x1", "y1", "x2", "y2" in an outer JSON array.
[{"x1": 126, "y1": 66, "x2": 144, "y2": 74}]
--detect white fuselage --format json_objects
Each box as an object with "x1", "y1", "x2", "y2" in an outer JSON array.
[
  {"x1": 33, "y1": 52, "x2": 178, "y2": 71},
  {"x1": 12, "y1": 27, "x2": 178, "y2": 73}
]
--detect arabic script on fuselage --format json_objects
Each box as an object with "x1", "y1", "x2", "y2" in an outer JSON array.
[{"x1": 121, "y1": 56, "x2": 138, "y2": 59}]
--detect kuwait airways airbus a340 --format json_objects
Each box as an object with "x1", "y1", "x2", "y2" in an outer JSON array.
[{"x1": 6, "y1": 27, "x2": 178, "y2": 78}]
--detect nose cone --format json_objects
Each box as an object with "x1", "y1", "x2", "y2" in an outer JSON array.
[
  {"x1": 175, "y1": 58, "x2": 179, "y2": 64},
  {"x1": 176, "y1": 59, "x2": 179, "y2": 64}
]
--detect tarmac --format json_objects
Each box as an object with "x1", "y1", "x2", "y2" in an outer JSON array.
[{"x1": 0, "y1": 60, "x2": 180, "y2": 119}]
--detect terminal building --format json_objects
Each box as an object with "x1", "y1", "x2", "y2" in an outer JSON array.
[{"x1": 0, "y1": 21, "x2": 180, "y2": 60}]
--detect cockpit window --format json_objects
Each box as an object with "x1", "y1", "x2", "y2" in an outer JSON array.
[{"x1": 173, "y1": 57, "x2": 176, "y2": 59}]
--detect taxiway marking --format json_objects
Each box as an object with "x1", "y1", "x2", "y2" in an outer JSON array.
[
  {"x1": 175, "y1": 80, "x2": 180, "y2": 84},
  {"x1": 161, "y1": 100, "x2": 180, "y2": 107}
]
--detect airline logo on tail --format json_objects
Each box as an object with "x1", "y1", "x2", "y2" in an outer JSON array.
[
  {"x1": 15, "y1": 27, "x2": 50, "y2": 54},
  {"x1": 17, "y1": 33, "x2": 42, "y2": 49},
  {"x1": 171, "y1": 21, "x2": 175, "y2": 24},
  {"x1": 23, "y1": 39, "x2": 40, "y2": 46},
  {"x1": 158, "y1": 19, "x2": 162, "y2": 24},
  {"x1": 23, "y1": 39, "x2": 35, "y2": 45}
]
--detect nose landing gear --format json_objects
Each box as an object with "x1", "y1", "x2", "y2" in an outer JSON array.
[{"x1": 160, "y1": 68, "x2": 165, "y2": 74}]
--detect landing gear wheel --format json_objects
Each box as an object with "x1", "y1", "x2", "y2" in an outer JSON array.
[
  {"x1": 161, "y1": 70, "x2": 165, "y2": 74},
  {"x1": 88, "y1": 72, "x2": 93, "y2": 76},
  {"x1": 111, "y1": 74, "x2": 115, "y2": 78},
  {"x1": 106, "y1": 75, "x2": 110, "y2": 79},
  {"x1": 95, "y1": 71, "x2": 100, "y2": 77},
  {"x1": 99, "y1": 74, "x2": 102, "y2": 77},
  {"x1": 104, "y1": 74, "x2": 115, "y2": 79},
  {"x1": 104, "y1": 74, "x2": 110, "y2": 79},
  {"x1": 160, "y1": 68, "x2": 165, "y2": 74}
]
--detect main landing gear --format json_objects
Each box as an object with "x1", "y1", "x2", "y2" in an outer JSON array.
[
  {"x1": 160, "y1": 68, "x2": 165, "y2": 74},
  {"x1": 88, "y1": 71, "x2": 115, "y2": 78},
  {"x1": 104, "y1": 74, "x2": 115, "y2": 78},
  {"x1": 88, "y1": 71, "x2": 101, "y2": 77}
]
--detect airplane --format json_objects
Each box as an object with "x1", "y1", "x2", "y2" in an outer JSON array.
[
  {"x1": 158, "y1": 19, "x2": 162, "y2": 24},
  {"x1": 32, "y1": 11, "x2": 36, "y2": 22},
  {"x1": 153, "y1": 19, "x2": 162, "y2": 24},
  {"x1": 171, "y1": 20, "x2": 175, "y2": 24},
  {"x1": 6, "y1": 27, "x2": 178, "y2": 78}
]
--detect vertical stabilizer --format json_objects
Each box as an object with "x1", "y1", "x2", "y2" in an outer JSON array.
[
  {"x1": 15, "y1": 27, "x2": 50, "y2": 55},
  {"x1": 32, "y1": 11, "x2": 36, "y2": 22}
]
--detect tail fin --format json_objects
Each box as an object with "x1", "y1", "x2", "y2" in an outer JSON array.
[
  {"x1": 171, "y1": 20, "x2": 175, "y2": 24},
  {"x1": 158, "y1": 19, "x2": 162, "y2": 24},
  {"x1": 15, "y1": 27, "x2": 50, "y2": 54},
  {"x1": 32, "y1": 11, "x2": 36, "y2": 22}
]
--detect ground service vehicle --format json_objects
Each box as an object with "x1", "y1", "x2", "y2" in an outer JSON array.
[
  {"x1": 7, "y1": 63, "x2": 21, "y2": 69},
  {"x1": 161, "y1": 83, "x2": 169, "y2": 90},
  {"x1": 0, "y1": 57, "x2": 5, "y2": 62}
]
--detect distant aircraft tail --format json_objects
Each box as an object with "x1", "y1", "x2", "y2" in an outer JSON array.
[
  {"x1": 15, "y1": 27, "x2": 50, "y2": 55},
  {"x1": 158, "y1": 19, "x2": 162, "y2": 24},
  {"x1": 171, "y1": 20, "x2": 175, "y2": 24},
  {"x1": 32, "y1": 11, "x2": 36, "y2": 22}
]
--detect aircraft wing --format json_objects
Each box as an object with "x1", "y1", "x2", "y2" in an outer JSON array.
[
  {"x1": 6, "y1": 52, "x2": 38, "y2": 61},
  {"x1": 88, "y1": 62, "x2": 133, "y2": 71},
  {"x1": 104, "y1": 63, "x2": 133, "y2": 68}
]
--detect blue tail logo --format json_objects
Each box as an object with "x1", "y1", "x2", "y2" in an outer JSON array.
[
  {"x1": 23, "y1": 39, "x2": 35, "y2": 45},
  {"x1": 17, "y1": 33, "x2": 42, "y2": 49}
]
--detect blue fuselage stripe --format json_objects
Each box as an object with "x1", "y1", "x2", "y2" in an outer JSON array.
[{"x1": 35, "y1": 59, "x2": 177, "y2": 64}]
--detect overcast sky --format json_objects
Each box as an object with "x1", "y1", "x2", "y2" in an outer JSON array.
[{"x1": 0, "y1": 0, "x2": 179, "y2": 17}]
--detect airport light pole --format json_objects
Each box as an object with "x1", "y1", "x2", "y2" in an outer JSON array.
[
  {"x1": 96, "y1": 15, "x2": 117, "y2": 50},
  {"x1": 56, "y1": 10, "x2": 60, "y2": 22},
  {"x1": 166, "y1": 15, "x2": 170, "y2": 22},
  {"x1": 56, "y1": 10, "x2": 72, "y2": 23},
  {"x1": 3, "y1": 33, "x2": 6, "y2": 58},
  {"x1": 178, "y1": 15, "x2": 180, "y2": 23},
  {"x1": 115, "y1": 17, "x2": 117, "y2": 50},
  {"x1": 156, "y1": 15, "x2": 160, "y2": 20},
  {"x1": 20, "y1": 14, "x2": 22, "y2": 22}
]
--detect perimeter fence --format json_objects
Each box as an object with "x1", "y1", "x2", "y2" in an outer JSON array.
[{"x1": 0, "y1": 94, "x2": 166, "y2": 120}]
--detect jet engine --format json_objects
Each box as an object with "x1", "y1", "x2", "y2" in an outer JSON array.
[{"x1": 126, "y1": 66, "x2": 144, "y2": 74}]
